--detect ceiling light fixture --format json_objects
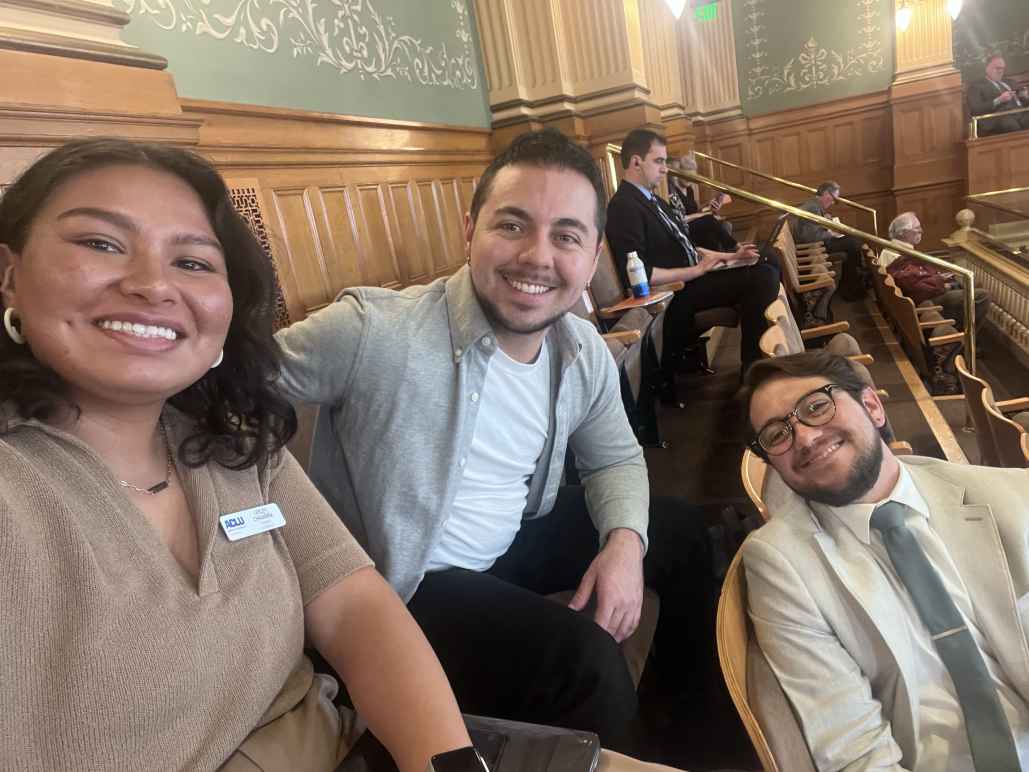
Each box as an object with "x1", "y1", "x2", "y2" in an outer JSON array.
[
  {"x1": 665, "y1": 0, "x2": 688, "y2": 19},
  {"x1": 947, "y1": 0, "x2": 962, "y2": 21},
  {"x1": 896, "y1": 1, "x2": 913, "y2": 32}
]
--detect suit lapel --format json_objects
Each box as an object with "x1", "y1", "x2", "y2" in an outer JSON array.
[
  {"x1": 811, "y1": 522, "x2": 922, "y2": 754},
  {"x1": 909, "y1": 465, "x2": 1029, "y2": 702},
  {"x1": 766, "y1": 472, "x2": 923, "y2": 751},
  {"x1": 621, "y1": 182, "x2": 675, "y2": 238}
]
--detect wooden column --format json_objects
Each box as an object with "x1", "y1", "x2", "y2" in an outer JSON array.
[
  {"x1": 0, "y1": 0, "x2": 199, "y2": 187},
  {"x1": 474, "y1": 0, "x2": 691, "y2": 161},
  {"x1": 889, "y1": 0, "x2": 964, "y2": 248}
]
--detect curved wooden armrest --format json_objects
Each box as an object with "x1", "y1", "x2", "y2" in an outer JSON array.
[
  {"x1": 919, "y1": 318, "x2": 956, "y2": 329},
  {"x1": 997, "y1": 397, "x2": 1029, "y2": 413},
  {"x1": 602, "y1": 329, "x2": 642, "y2": 345},
  {"x1": 798, "y1": 270, "x2": 836, "y2": 281},
  {"x1": 928, "y1": 331, "x2": 964, "y2": 346},
  {"x1": 598, "y1": 290, "x2": 674, "y2": 318},
  {"x1": 915, "y1": 305, "x2": 944, "y2": 314},
  {"x1": 800, "y1": 321, "x2": 850, "y2": 339},
  {"x1": 889, "y1": 440, "x2": 914, "y2": 455},
  {"x1": 796, "y1": 277, "x2": 835, "y2": 293},
  {"x1": 799, "y1": 269, "x2": 836, "y2": 280},
  {"x1": 847, "y1": 353, "x2": 875, "y2": 365},
  {"x1": 651, "y1": 281, "x2": 685, "y2": 292}
]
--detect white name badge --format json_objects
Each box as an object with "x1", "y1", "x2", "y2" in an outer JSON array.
[{"x1": 220, "y1": 503, "x2": 286, "y2": 542}]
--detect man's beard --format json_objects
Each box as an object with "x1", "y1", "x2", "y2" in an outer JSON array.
[
  {"x1": 473, "y1": 284, "x2": 570, "y2": 338},
  {"x1": 794, "y1": 429, "x2": 884, "y2": 507}
]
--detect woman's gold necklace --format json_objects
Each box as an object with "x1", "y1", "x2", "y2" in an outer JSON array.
[{"x1": 118, "y1": 420, "x2": 173, "y2": 495}]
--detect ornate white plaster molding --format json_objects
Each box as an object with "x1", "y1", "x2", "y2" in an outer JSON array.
[{"x1": 120, "y1": 0, "x2": 480, "y2": 90}]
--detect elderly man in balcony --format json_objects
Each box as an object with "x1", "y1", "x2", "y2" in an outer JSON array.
[{"x1": 881, "y1": 211, "x2": 991, "y2": 334}]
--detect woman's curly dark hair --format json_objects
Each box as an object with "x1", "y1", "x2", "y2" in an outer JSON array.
[{"x1": 0, "y1": 138, "x2": 296, "y2": 471}]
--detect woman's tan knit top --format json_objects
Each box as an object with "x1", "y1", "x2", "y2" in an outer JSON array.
[{"x1": 0, "y1": 407, "x2": 372, "y2": 770}]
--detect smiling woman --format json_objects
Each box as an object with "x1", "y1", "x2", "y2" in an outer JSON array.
[
  {"x1": 0, "y1": 139, "x2": 294, "y2": 469},
  {"x1": 0, "y1": 139, "x2": 473, "y2": 771}
]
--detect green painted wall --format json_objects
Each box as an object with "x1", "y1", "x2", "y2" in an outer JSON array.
[
  {"x1": 117, "y1": 0, "x2": 491, "y2": 127},
  {"x1": 953, "y1": 2, "x2": 1029, "y2": 82},
  {"x1": 732, "y1": 0, "x2": 894, "y2": 117}
]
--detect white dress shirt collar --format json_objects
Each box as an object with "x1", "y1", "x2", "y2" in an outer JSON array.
[
  {"x1": 630, "y1": 180, "x2": 654, "y2": 201},
  {"x1": 811, "y1": 463, "x2": 931, "y2": 544}
]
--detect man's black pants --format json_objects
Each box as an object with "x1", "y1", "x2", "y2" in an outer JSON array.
[
  {"x1": 823, "y1": 235, "x2": 866, "y2": 300},
  {"x1": 662, "y1": 261, "x2": 779, "y2": 371},
  {"x1": 407, "y1": 486, "x2": 717, "y2": 752}
]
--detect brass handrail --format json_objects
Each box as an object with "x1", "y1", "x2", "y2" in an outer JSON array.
[
  {"x1": 603, "y1": 142, "x2": 973, "y2": 373},
  {"x1": 692, "y1": 150, "x2": 880, "y2": 236},
  {"x1": 969, "y1": 104, "x2": 1029, "y2": 139},
  {"x1": 966, "y1": 184, "x2": 1029, "y2": 220},
  {"x1": 604, "y1": 143, "x2": 974, "y2": 370},
  {"x1": 666, "y1": 166, "x2": 977, "y2": 373}
]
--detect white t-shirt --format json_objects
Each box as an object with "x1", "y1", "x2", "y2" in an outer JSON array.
[{"x1": 426, "y1": 343, "x2": 551, "y2": 572}]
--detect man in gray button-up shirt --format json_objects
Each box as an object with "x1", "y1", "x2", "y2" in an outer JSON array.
[{"x1": 276, "y1": 130, "x2": 714, "y2": 751}]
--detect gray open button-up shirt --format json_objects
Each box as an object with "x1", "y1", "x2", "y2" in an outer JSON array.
[{"x1": 275, "y1": 266, "x2": 649, "y2": 601}]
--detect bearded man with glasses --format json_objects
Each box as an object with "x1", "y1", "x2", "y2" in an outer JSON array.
[{"x1": 739, "y1": 351, "x2": 1029, "y2": 772}]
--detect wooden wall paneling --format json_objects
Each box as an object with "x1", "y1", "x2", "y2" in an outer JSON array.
[
  {"x1": 388, "y1": 181, "x2": 434, "y2": 285},
  {"x1": 803, "y1": 126, "x2": 831, "y2": 176},
  {"x1": 693, "y1": 93, "x2": 900, "y2": 241},
  {"x1": 355, "y1": 182, "x2": 403, "y2": 288},
  {"x1": 438, "y1": 178, "x2": 469, "y2": 272},
  {"x1": 312, "y1": 184, "x2": 360, "y2": 294},
  {"x1": 271, "y1": 186, "x2": 337, "y2": 317},
  {"x1": 860, "y1": 113, "x2": 891, "y2": 168},
  {"x1": 417, "y1": 180, "x2": 453, "y2": 278},
  {"x1": 168, "y1": 101, "x2": 492, "y2": 319},
  {"x1": 967, "y1": 131, "x2": 1029, "y2": 195},
  {"x1": 834, "y1": 122, "x2": 857, "y2": 168}
]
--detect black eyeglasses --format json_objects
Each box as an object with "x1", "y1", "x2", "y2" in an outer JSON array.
[{"x1": 750, "y1": 384, "x2": 841, "y2": 456}]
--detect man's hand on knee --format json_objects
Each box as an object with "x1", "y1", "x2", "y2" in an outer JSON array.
[{"x1": 568, "y1": 528, "x2": 644, "y2": 643}]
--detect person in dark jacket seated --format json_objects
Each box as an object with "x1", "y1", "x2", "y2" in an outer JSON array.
[
  {"x1": 967, "y1": 53, "x2": 1029, "y2": 136},
  {"x1": 605, "y1": 129, "x2": 778, "y2": 379},
  {"x1": 666, "y1": 154, "x2": 737, "y2": 253},
  {"x1": 883, "y1": 212, "x2": 990, "y2": 333},
  {"x1": 795, "y1": 181, "x2": 866, "y2": 301}
]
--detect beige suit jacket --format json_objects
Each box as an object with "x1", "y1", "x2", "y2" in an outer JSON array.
[{"x1": 742, "y1": 456, "x2": 1029, "y2": 771}]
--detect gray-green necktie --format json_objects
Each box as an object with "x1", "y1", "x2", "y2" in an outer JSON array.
[{"x1": 871, "y1": 501, "x2": 1021, "y2": 771}]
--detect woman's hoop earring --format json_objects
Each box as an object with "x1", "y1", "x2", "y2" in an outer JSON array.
[
  {"x1": 3, "y1": 307, "x2": 26, "y2": 345},
  {"x1": 211, "y1": 350, "x2": 224, "y2": 369}
]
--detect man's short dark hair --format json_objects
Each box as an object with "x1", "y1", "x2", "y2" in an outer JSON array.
[
  {"x1": 741, "y1": 351, "x2": 890, "y2": 459},
  {"x1": 985, "y1": 51, "x2": 1004, "y2": 66},
  {"x1": 620, "y1": 129, "x2": 665, "y2": 170},
  {"x1": 469, "y1": 128, "x2": 607, "y2": 240},
  {"x1": 816, "y1": 181, "x2": 840, "y2": 196}
]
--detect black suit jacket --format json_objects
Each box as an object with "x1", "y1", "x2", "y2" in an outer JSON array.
[
  {"x1": 605, "y1": 181, "x2": 690, "y2": 283},
  {"x1": 967, "y1": 76, "x2": 1024, "y2": 116}
]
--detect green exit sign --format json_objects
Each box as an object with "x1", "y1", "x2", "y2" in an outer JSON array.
[{"x1": 695, "y1": 2, "x2": 718, "y2": 21}]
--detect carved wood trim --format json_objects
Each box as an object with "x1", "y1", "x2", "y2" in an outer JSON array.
[
  {"x1": 2, "y1": 0, "x2": 129, "y2": 26},
  {"x1": 0, "y1": 27, "x2": 167, "y2": 69}
]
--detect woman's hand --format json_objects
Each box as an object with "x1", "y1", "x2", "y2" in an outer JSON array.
[{"x1": 306, "y1": 567, "x2": 472, "y2": 772}]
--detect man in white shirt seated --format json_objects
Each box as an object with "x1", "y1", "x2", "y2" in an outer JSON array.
[
  {"x1": 276, "y1": 129, "x2": 716, "y2": 753},
  {"x1": 739, "y1": 351, "x2": 1029, "y2": 771}
]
